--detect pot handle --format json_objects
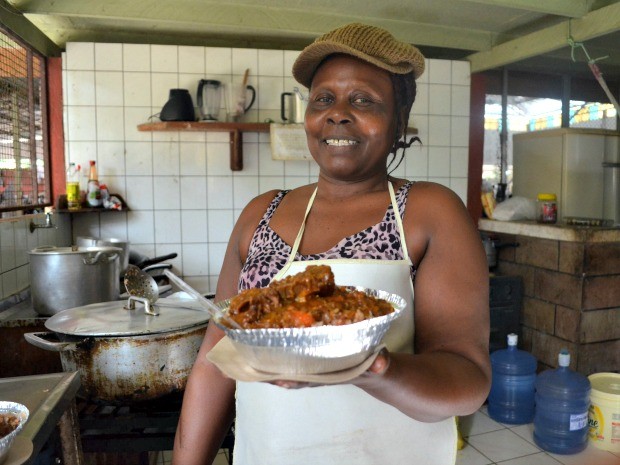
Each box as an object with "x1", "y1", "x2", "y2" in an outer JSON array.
[
  {"x1": 125, "y1": 295, "x2": 159, "y2": 316},
  {"x1": 24, "y1": 332, "x2": 77, "y2": 352},
  {"x1": 83, "y1": 250, "x2": 119, "y2": 265}
]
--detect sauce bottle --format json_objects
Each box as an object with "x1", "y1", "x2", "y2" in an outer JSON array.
[
  {"x1": 87, "y1": 160, "x2": 102, "y2": 207},
  {"x1": 537, "y1": 193, "x2": 557, "y2": 224}
]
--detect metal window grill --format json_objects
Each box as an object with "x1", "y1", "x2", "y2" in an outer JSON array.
[{"x1": 0, "y1": 25, "x2": 49, "y2": 215}]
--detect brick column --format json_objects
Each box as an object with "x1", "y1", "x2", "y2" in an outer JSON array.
[{"x1": 493, "y1": 234, "x2": 620, "y2": 375}]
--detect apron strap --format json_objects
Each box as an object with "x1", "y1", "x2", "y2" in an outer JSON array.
[
  {"x1": 388, "y1": 182, "x2": 412, "y2": 264},
  {"x1": 279, "y1": 186, "x2": 318, "y2": 276}
]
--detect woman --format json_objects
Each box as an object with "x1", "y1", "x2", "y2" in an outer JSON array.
[{"x1": 173, "y1": 23, "x2": 491, "y2": 465}]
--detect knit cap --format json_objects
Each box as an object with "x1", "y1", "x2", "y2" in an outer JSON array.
[{"x1": 293, "y1": 23, "x2": 425, "y2": 88}]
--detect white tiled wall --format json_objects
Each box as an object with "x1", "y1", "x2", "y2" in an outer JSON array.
[
  {"x1": 62, "y1": 42, "x2": 471, "y2": 293},
  {"x1": 0, "y1": 214, "x2": 71, "y2": 301}
]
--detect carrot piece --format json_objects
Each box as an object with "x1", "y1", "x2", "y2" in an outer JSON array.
[{"x1": 289, "y1": 310, "x2": 315, "y2": 327}]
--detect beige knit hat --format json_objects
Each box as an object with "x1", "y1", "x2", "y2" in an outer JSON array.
[{"x1": 293, "y1": 23, "x2": 425, "y2": 88}]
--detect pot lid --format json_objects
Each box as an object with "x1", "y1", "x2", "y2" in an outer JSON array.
[
  {"x1": 45, "y1": 297, "x2": 210, "y2": 336},
  {"x1": 29, "y1": 245, "x2": 122, "y2": 255}
]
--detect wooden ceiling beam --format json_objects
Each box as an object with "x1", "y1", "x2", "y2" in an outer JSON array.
[
  {"x1": 0, "y1": 0, "x2": 61, "y2": 56},
  {"x1": 462, "y1": 0, "x2": 589, "y2": 18},
  {"x1": 9, "y1": 0, "x2": 495, "y2": 52},
  {"x1": 467, "y1": 1, "x2": 620, "y2": 72}
]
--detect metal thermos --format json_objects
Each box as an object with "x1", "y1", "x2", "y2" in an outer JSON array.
[{"x1": 280, "y1": 88, "x2": 307, "y2": 123}]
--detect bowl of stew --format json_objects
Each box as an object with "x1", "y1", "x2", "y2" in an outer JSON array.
[
  {"x1": 214, "y1": 265, "x2": 406, "y2": 375},
  {"x1": 0, "y1": 402, "x2": 29, "y2": 465}
]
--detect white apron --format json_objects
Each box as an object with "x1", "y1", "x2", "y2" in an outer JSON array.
[{"x1": 234, "y1": 183, "x2": 457, "y2": 465}]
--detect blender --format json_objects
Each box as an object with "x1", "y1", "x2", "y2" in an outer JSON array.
[{"x1": 197, "y1": 79, "x2": 222, "y2": 121}]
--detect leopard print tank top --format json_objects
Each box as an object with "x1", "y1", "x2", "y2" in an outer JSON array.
[{"x1": 238, "y1": 181, "x2": 416, "y2": 291}]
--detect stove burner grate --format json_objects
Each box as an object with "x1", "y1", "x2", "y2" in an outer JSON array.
[{"x1": 76, "y1": 392, "x2": 234, "y2": 461}]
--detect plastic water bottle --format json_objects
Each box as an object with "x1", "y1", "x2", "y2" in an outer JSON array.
[
  {"x1": 487, "y1": 333, "x2": 537, "y2": 424},
  {"x1": 533, "y1": 349, "x2": 591, "y2": 454}
]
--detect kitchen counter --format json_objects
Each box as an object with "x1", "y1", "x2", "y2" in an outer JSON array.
[
  {"x1": 0, "y1": 297, "x2": 63, "y2": 378},
  {"x1": 0, "y1": 372, "x2": 82, "y2": 465},
  {"x1": 479, "y1": 218, "x2": 620, "y2": 375},
  {"x1": 0, "y1": 298, "x2": 47, "y2": 329},
  {"x1": 478, "y1": 218, "x2": 620, "y2": 243}
]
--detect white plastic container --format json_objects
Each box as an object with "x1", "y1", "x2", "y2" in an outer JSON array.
[{"x1": 588, "y1": 372, "x2": 620, "y2": 452}]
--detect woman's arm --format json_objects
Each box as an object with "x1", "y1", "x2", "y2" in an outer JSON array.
[
  {"x1": 173, "y1": 190, "x2": 281, "y2": 464},
  {"x1": 172, "y1": 324, "x2": 236, "y2": 465},
  {"x1": 172, "y1": 235, "x2": 241, "y2": 465},
  {"x1": 353, "y1": 182, "x2": 491, "y2": 421}
]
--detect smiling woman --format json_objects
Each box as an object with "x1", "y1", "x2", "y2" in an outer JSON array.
[{"x1": 173, "y1": 22, "x2": 490, "y2": 465}]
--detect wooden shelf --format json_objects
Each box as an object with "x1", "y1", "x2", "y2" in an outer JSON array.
[
  {"x1": 55, "y1": 194, "x2": 129, "y2": 213},
  {"x1": 137, "y1": 121, "x2": 271, "y2": 171},
  {"x1": 137, "y1": 122, "x2": 417, "y2": 170}
]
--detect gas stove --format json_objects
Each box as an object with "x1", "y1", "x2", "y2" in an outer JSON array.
[{"x1": 77, "y1": 392, "x2": 234, "y2": 461}]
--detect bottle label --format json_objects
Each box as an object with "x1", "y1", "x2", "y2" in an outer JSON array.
[
  {"x1": 570, "y1": 412, "x2": 588, "y2": 431},
  {"x1": 87, "y1": 180, "x2": 102, "y2": 207},
  {"x1": 538, "y1": 201, "x2": 557, "y2": 223}
]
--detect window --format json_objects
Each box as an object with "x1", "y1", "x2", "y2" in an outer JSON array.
[
  {"x1": 483, "y1": 95, "x2": 618, "y2": 196},
  {"x1": 0, "y1": 25, "x2": 49, "y2": 216}
]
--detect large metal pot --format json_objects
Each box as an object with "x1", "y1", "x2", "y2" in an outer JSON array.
[
  {"x1": 24, "y1": 298, "x2": 209, "y2": 402},
  {"x1": 76, "y1": 236, "x2": 130, "y2": 275},
  {"x1": 29, "y1": 246, "x2": 122, "y2": 316}
]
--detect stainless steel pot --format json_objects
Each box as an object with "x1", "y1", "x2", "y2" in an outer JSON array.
[
  {"x1": 76, "y1": 236, "x2": 130, "y2": 275},
  {"x1": 29, "y1": 246, "x2": 121, "y2": 316},
  {"x1": 24, "y1": 298, "x2": 209, "y2": 402}
]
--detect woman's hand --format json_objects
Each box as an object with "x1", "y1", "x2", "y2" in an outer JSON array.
[{"x1": 269, "y1": 347, "x2": 392, "y2": 389}]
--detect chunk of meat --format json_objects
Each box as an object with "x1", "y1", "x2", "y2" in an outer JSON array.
[{"x1": 270, "y1": 264, "x2": 335, "y2": 302}]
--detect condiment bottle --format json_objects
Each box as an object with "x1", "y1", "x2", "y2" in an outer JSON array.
[
  {"x1": 537, "y1": 193, "x2": 557, "y2": 224},
  {"x1": 87, "y1": 160, "x2": 102, "y2": 207},
  {"x1": 487, "y1": 333, "x2": 537, "y2": 424},
  {"x1": 534, "y1": 349, "x2": 591, "y2": 454},
  {"x1": 66, "y1": 162, "x2": 81, "y2": 210}
]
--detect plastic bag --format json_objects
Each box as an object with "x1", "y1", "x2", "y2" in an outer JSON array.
[{"x1": 492, "y1": 196, "x2": 536, "y2": 221}]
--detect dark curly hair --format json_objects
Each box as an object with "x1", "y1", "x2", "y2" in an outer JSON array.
[{"x1": 387, "y1": 71, "x2": 421, "y2": 173}]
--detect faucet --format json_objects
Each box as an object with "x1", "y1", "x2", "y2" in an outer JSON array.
[{"x1": 30, "y1": 207, "x2": 56, "y2": 233}]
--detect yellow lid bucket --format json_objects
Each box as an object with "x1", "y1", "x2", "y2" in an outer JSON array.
[{"x1": 588, "y1": 372, "x2": 620, "y2": 452}]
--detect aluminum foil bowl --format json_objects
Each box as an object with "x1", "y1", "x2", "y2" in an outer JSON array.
[
  {"x1": 0, "y1": 402, "x2": 29, "y2": 465},
  {"x1": 215, "y1": 287, "x2": 406, "y2": 375}
]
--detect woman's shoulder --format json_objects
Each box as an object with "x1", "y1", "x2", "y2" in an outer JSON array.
[
  {"x1": 236, "y1": 184, "x2": 314, "y2": 229},
  {"x1": 238, "y1": 189, "x2": 284, "y2": 223},
  {"x1": 408, "y1": 180, "x2": 464, "y2": 204}
]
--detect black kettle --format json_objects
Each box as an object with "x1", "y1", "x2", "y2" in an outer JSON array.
[{"x1": 160, "y1": 89, "x2": 195, "y2": 121}]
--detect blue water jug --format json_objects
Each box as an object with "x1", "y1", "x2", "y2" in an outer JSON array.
[
  {"x1": 487, "y1": 333, "x2": 537, "y2": 424},
  {"x1": 533, "y1": 349, "x2": 591, "y2": 454}
]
